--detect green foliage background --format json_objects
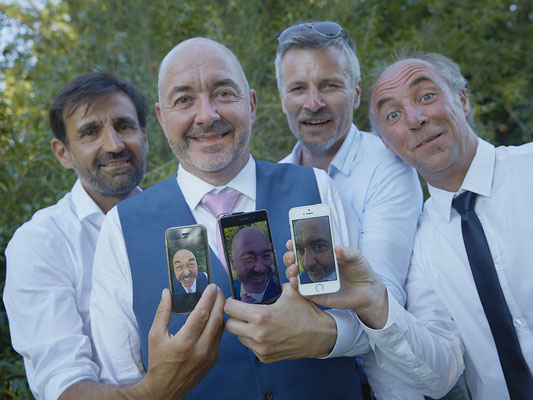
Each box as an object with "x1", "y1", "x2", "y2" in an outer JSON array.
[{"x1": 1, "y1": 0, "x2": 531, "y2": 397}]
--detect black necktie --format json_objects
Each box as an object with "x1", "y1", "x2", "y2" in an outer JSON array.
[{"x1": 452, "y1": 191, "x2": 533, "y2": 398}]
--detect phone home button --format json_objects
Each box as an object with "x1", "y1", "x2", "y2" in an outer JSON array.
[{"x1": 315, "y1": 284, "x2": 324, "y2": 293}]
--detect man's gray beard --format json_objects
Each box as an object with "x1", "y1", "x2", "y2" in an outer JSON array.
[
  {"x1": 169, "y1": 130, "x2": 249, "y2": 173},
  {"x1": 298, "y1": 131, "x2": 341, "y2": 156},
  {"x1": 71, "y1": 152, "x2": 146, "y2": 199}
]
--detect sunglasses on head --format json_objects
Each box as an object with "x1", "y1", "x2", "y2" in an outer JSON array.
[{"x1": 278, "y1": 21, "x2": 343, "y2": 44}]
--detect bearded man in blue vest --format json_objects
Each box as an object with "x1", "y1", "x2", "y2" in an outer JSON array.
[{"x1": 87, "y1": 37, "x2": 391, "y2": 399}]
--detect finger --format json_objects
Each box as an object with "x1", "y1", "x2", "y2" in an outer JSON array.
[
  {"x1": 289, "y1": 276, "x2": 299, "y2": 291},
  {"x1": 149, "y1": 289, "x2": 172, "y2": 339},
  {"x1": 198, "y1": 286, "x2": 226, "y2": 342},
  {"x1": 285, "y1": 239, "x2": 294, "y2": 252},
  {"x1": 283, "y1": 249, "x2": 296, "y2": 268},
  {"x1": 225, "y1": 315, "x2": 253, "y2": 339},
  {"x1": 335, "y1": 245, "x2": 360, "y2": 263},
  {"x1": 284, "y1": 262, "x2": 299, "y2": 280},
  {"x1": 175, "y1": 284, "x2": 218, "y2": 342},
  {"x1": 223, "y1": 297, "x2": 262, "y2": 323}
]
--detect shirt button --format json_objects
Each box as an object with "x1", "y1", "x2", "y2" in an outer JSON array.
[
  {"x1": 494, "y1": 263, "x2": 500, "y2": 271},
  {"x1": 263, "y1": 391, "x2": 274, "y2": 400},
  {"x1": 514, "y1": 319, "x2": 523, "y2": 328}
]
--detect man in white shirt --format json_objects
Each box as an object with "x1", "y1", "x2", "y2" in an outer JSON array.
[
  {"x1": 286, "y1": 52, "x2": 533, "y2": 399},
  {"x1": 88, "y1": 37, "x2": 400, "y2": 399},
  {"x1": 3, "y1": 72, "x2": 149, "y2": 399},
  {"x1": 275, "y1": 21, "x2": 424, "y2": 399},
  {"x1": 276, "y1": 21, "x2": 422, "y2": 307}
]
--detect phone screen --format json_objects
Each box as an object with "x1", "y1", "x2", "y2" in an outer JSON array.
[
  {"x1": 165, "y1": 224, "x2": 211, "y2": 314},
  {"x1": 292, "y1": 215, "x2": 338, "y2": 284},
  {"x1": 219, "y1": 210, "x2": 282, "y2": 304}
]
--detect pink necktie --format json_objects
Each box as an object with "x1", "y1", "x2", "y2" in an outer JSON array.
[
  {"x1": 186, "y1": 286, "x2": 192, "y2": 294},
  {"x1": 201, "y1": 190, "x2": 241, "y2": 270}
]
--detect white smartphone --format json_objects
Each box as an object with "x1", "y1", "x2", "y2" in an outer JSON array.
[{"x1": 288, "y1": 203, "x2": 341, "y2": 296}]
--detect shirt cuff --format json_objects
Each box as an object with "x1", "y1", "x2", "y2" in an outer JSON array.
[
  {"x1": 322, "y1": 308, "x2": 370, "y2": 358},
  {"x1": 360, "y1": 291, "x2": 409, "y2": 345}
]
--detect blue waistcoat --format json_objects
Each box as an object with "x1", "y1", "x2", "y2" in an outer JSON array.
[{"x1": 118, "y1": 161, "x2": 362, "y2": 400}]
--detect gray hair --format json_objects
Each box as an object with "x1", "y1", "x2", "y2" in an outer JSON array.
[
  {"x1": 369, "y1": 52, "x2": 473, "y2": 135},
  {"x1": 275, "y1": 21, "x2": 361, "y2": 92}
]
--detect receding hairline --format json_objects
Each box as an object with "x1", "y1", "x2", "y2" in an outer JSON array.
[
  {"x1": 231, "y1": 226, "x2": 268, "y2": 251},
  {"x1": 158, "y1": 37, "x2": 249, "y2": 101},
  {"x1": 173, "y1": 248, "x2": 196, "y2": 261}
]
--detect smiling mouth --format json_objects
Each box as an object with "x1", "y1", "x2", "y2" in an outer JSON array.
[
  {"x1": 193, "y1": 133, "x2": 226, "y2": 142},
  {"x1": 181, "y1": 275, "x2": 195, "y2": 284},
  {"x1": 416, "y1": 133, "x2": 442, "y2": 149},
  {"x1": 302, "y1": 118, "x2": 331, "y2": 126},
  {"x1": 188, "y1": 129, "x2": 232, "y2": 142},
  {"x1": 100, "y1": 159, "x2": 131, "y2": 168}
]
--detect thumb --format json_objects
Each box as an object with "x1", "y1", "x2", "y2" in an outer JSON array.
[
  {"x1": 335, "y1": 245, "x2": 362, "y2": 264},
  {"x1": 149, "y1": 288, "x2": 172, "y2": 339}
]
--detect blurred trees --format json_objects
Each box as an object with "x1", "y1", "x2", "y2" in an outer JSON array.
[{"x1": 1, "y1": 0, "x2": 531, "y2": 396}]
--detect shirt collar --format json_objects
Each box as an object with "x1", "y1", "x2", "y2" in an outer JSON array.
[
  {"x1": 428, "y1": 137, "x2": 495, "y2": 222},
  {"x1": 283, "y1": 141, "x2": 303, "y2": 164},
  {"x1": 329, "y1": 124, "x2": 360, "y2": 176},
  {"x1": 177, "y1": 156, "x2": 256, "y2": 210},
  {"x1": 71, "y1": 179, "x2": 105, "y2": 224}
]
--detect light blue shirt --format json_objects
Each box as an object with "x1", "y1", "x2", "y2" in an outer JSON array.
[{"x1": 280, "y1": 124, "x2": 422, "y2": 306}]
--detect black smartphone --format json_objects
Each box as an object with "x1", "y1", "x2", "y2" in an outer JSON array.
[
  {"x1": 219, "y1": 210, "x2": 282, "y2": 304},
  {"x1": 165, "y1": 224, "x2": 212, "y2": 314}
]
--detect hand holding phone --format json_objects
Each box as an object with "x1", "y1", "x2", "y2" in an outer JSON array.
[
  {"x1": 165, "y1": 224, "x2": 212, "y2": 314},
  {"x1": 289, "y1": 204, "x2": 341, "y2": 296},
  {"x1": 219, "y1": 210, "x2": 282, "y2": 304}
]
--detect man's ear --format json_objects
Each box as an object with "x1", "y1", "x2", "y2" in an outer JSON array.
[
  {"x1": 249, "y1": 89, "x2": 257, "y2": 125},
  {"x1": 459, "y1": 89, "x2": 470, "y2": 117},
  {"x1": 51, "y1": 138, "x2": 73, "y2": 169},
  {"x1": 353, "y1": 81, "x2": 362, "y2": 110},
  {"x1": 280, "y1": 91, "x2": 288, "y2": 115},
  {"x1": 155, "y1": 103, "x2": 168, "y2": 139}
]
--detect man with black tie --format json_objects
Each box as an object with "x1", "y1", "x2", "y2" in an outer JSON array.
[{"x1": 286, "y1": 52, "x2": 533, "y2": 400}]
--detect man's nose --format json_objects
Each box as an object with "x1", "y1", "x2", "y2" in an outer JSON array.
[
  {"x1": 194, "y1": 95, "x2": 221, "y2": 126},
  {"x1": 302, "y1": 249, "x2": 315, "y2": 268},
  {"x1": 405, "y1": 105, "x2": 428, "y2": 130},
  {"x1": 102, "y1": 126, "x2": 125, "y2": 153},
  {"x1": 303, "y1": 88, "x2": 325, "y2": 113},
  {"x1": 253, "y1": 257, "x2": 268, "y2": 272}
]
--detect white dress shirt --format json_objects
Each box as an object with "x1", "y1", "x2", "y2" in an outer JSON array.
[
  {"x1": 281, "y1": 124, "x2": 424, "y2": 399},
  {"x1": 280, "y1": 124, "x2": 422, "y2": 306},
  {"x1": 3, "y1": 180, "x2": 104, "y2": 400},
  {"x1": 348, "y1": 138, "x2": 533, "y2": 399},
  {"x1": 90, "y1": 156, "x2": 374, "y2": 385}
]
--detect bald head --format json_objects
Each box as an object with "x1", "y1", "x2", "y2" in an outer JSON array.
[
  {"x1": 173, "y1": 248, "x2": 199, "y2": 287},
  {"x1": 230, "y1": 227, "x2": 274, "y2": 293},
  {"x1": 158, "y1": 38, "x2": 249, "y2": 102}
]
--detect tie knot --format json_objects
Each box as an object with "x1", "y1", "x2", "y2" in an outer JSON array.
[
  {"x1": 201, "y1": 189, "x2": 241, "y2": 219},
  {"x1": 452, "y1": 190, "x2": 478, "y2": 215}
]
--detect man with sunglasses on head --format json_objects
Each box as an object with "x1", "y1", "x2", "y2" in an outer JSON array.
[{"x1": 277, "y1": 21, "x2": 423, "y2": 399}]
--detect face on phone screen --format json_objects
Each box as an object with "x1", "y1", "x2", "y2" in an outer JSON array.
[
  {"x1": 293, "y1": 216, "x2": 337, "y2": 284},
  {"x1": 220, "y1": 212, "x2": 281, "y2": 304},
  {"x1": 165, "y1": 225, "x2": 211, "y2": 314}
]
